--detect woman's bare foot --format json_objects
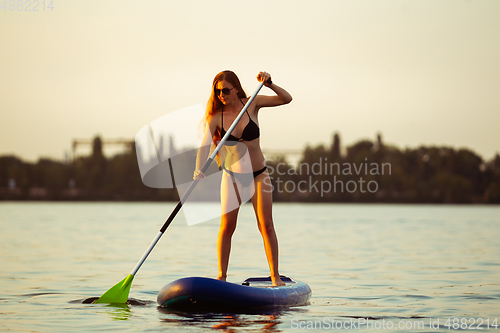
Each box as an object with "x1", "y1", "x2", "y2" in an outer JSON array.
[
  {"x1": 217, "y1": 275, "x2": 227, "y2": 282},
  {"x1": 271, "y1": 276, "x2": 286, "y2": 287}
]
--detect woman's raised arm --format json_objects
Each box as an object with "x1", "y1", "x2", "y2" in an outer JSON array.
[{"x1": 254, "y1": 71, "x2": 292, "y2": 109}]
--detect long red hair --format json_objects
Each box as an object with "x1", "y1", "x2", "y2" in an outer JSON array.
[{"x1": 202, "y1": 70, "x2": 247, "y2": 165}]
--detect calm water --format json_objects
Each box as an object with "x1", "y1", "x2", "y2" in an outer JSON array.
[{"x1": 0, "y1": 202, "x2": 499, "y2": 332}]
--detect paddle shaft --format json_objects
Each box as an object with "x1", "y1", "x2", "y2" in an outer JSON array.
[{"x1": 130, "y1": 82, "x2": 265, "y2": 276}]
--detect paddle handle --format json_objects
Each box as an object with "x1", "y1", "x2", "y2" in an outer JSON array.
[{"x1": 130, "y1": 82, "x2": 265, "y2": 276}]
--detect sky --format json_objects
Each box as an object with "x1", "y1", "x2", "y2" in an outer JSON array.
[{"x1": 1, "y1": 0, "x2": 499, "y2": 162}]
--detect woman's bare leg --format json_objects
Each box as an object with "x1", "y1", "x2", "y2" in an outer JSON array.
[
  {"x1": 251, "y1": 171, "x2": 285, "y2": 286},
  {"x1": 217, "y1": 210, "x2": 238, "y2": 281},
  {"x1": 217, "y1": 171, "x2": 241, "y2": 281}
]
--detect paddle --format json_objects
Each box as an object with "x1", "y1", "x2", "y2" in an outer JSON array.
[{"x1": 94, "y1": 81, "x2": 265, "y2": 304}]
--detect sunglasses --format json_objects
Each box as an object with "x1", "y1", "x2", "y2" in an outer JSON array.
[{"x1": 215, "y1": 87, "x2": 235, "y2": 96}]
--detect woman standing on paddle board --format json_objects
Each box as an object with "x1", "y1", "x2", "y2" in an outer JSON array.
[{"x1": 193, "y1": 70, "x2": 292, "y2": 286}]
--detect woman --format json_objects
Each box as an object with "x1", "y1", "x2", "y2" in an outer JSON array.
[{"x1": 193, "y1": 70, "x2": 292, "y2": 286}]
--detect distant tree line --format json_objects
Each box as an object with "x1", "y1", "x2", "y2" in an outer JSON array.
[
  {"x1": 267, "y1": 134, "x2": 500, "y2": 203},
  {"x1": 1, "y1": 134, "x2": 499, "y2": 203}
]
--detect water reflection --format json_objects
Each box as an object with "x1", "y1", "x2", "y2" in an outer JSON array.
[
  {"x1": 158, "y1": 307, "x2": 285, "y2": 332},
  {"x1": 77, "y1": 297, "x2": 153, "y2": 321},
  {"x1": 210, "y1": 314, "x2": 281, "y2": 332},
  {"x1": 103, "y1": 303, "x2": 131, "y2": 321}
]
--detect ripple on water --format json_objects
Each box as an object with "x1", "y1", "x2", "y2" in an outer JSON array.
[{"x1": 76, "y1": 297, "x2": 155, "y2": 306}]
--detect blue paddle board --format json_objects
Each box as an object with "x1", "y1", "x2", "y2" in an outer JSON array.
[{"x1": 157, "y1": 276, "x2": 311, "y2": 310}]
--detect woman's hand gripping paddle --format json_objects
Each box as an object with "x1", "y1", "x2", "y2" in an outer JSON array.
[{"x1": 94, "y1": 82, "x2": 265, "y2": 304}]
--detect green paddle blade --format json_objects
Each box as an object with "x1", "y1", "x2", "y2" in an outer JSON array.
[{"x1": 94, "y1": 274, "x2": 134, "y2": 304}]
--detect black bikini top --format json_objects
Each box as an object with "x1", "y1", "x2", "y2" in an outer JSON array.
[{"x1": 220, "y1": 100, "x2": 260, "y2": 145}]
